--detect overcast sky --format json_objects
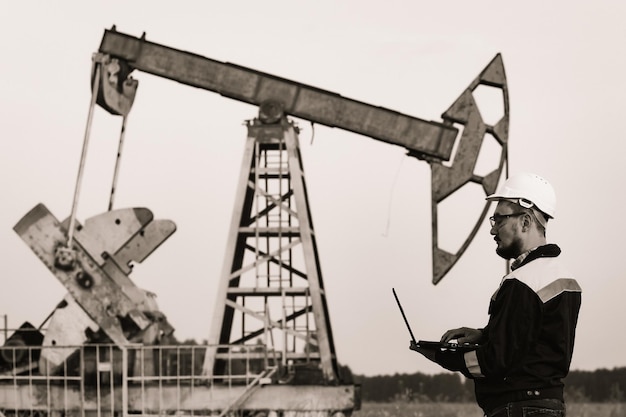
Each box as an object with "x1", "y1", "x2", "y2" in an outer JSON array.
[{"x1": 1, "y1": 1, "x2": 624, "y2": 376}]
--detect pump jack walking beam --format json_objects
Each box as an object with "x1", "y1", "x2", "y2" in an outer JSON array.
[
  {"x1": 95, "y1": 27, "x2": 511, "y2": 282},
  {"x1": 96, "y1": 27, "x2": 509, "y2": 286},
  {"x1": 97, "y1": 28, "x2": 457, "y2": 161}
]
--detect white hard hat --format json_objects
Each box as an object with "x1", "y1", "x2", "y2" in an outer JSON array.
[{"x1": 486, "y1": 172, "x2": 556, "y2": 218}]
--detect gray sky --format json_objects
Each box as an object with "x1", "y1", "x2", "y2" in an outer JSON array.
[{"x1": 1, "y1": 1, "x2": 624, "y2": 376}]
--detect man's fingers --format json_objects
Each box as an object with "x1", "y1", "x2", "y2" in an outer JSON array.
[
  {"x1": 440, "y1": 329, "x2": 462, "y2": 343},
  {"x1": 440, "y1": 327, "x2": 479, "y2": 343}
]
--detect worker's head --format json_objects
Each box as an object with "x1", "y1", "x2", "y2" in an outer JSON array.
[{"x1": 486, "y1": 172, "x2": 556, "y2": 259}]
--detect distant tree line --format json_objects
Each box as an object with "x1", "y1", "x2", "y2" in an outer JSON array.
[
  {"x1": 353, "y1": 367, "x2": 626, "y2": 403},
  {"x1": 354, "y1": 372, "x2": 473, "y2": 403},
  {"x1": 564, "y1": 368, "x2": 626, "y2": 402}
]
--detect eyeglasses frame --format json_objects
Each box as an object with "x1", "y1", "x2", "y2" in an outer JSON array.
[{"x1": 489, "y1": 212, "x2": 527, "y2": 228}]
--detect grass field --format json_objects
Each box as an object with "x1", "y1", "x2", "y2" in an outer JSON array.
[{"x1": 354, "y1": 401, "x2": 626, "y2": 417}]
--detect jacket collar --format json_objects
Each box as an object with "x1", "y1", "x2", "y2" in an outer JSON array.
[{"x1": 511, "y1": 244, "x2": 561, "y2": 271}]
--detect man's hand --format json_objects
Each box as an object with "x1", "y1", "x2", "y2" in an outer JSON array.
[
  {"x1": 409, "y1": 341, "x2": 437, "y2": 361},
  {"x1": 440, "y1": 327, "x2": 483, "y2": 344}
]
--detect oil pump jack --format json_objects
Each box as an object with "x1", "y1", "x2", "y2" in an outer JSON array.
[{"x1": 0, "y1": 27, "x2": 509, "y2": 417}]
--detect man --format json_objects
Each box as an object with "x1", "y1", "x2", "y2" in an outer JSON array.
[{"x1": 413, "y1": 172, "x2": 582, "y2": 416}]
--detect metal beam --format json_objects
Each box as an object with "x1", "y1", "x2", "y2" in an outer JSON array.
[{"x1": 98, "y1": 28, "x2": 458, "y2": 161}]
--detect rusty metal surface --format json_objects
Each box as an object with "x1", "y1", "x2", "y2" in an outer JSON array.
[
  {"x1": 0, "y1": 378, "x2": 356, "y2": 413},
  {"x1": 98, "y1": 28, "x2": 458, "y2": 161},
  {"x1": 93, "y1": 52, "x2": 138, "y2": 116},
  {"x1": 13, "y1": 204, "x2": 175, "y2": 345},
  {"x1": 429, "y1": 54, "x2": 509, "y2": 284}
]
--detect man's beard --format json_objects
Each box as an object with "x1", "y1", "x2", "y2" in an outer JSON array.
[{"x1": 496, "y1": 236, "x2": 524, "y2": 260}]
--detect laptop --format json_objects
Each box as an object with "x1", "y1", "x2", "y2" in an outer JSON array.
[{"x1": 392, "y1": 288, "x2": 479, "y2": 352}]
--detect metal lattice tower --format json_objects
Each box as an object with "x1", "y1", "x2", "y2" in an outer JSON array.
[{"x1": 203, "y1": 117, "x2": 338, "y2": 383}]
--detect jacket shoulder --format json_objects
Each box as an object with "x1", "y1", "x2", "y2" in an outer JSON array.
[{"x1": 504, "y1": 257, "x2": 581, "y2": 303}]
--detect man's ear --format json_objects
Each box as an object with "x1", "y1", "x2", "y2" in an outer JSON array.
[{"x1": 521, "y1": 212, "x2": 533, "y2": 231}]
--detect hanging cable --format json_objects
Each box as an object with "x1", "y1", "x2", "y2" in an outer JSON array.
[
  {"x1": 309, "y1": 121, "x2": 315, "y2": 144},
  {"x1": 381, "y1": 153, "x2": 405, "y2": 237},
  {"x1": 67, "y1": 63, "x2": 101, "y2": 248},
  {"x1": 108, "y1": 115, "x2": 128, "y2": 211}
]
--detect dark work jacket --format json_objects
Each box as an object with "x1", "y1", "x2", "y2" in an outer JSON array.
[{"x1": 434, "y1": 244, "x2": 582, "y2": 414}]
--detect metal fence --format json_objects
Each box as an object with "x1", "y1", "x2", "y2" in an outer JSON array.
[{"x1": 0, "y1": 343, "x2": 278, "y2": 417}]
